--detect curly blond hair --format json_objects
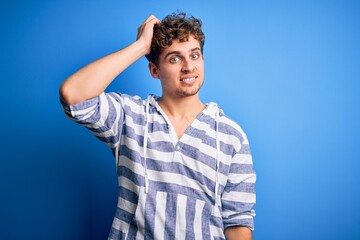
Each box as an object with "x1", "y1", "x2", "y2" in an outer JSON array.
[{"x1": 145, "y1": 12, "x2": 205, "y2": 66}]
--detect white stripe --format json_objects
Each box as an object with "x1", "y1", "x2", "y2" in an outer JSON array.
[
  {"x1": 108, "y1": 96, "x2": 121, "y2": 137},
  {"x1": 120, "y1": 155, "x2": 146, "y2": 176},
  {"x1": 180, "y1": 154, "x2": 228, "y2": 186},
  {"x1": 120, "y1": 137, "x2": 144, "y2": 157},
  {"x1": 147, "y1": 129, "x2": 172, "y2": 142},
  {"x1": 146, "y1": 169, "x2": 212, "y2": 196},
  {"x1": 210, "y1": 225, "x2": 225, "y2": 238},
  {"x1": 134, "y1": 194, "x2": 145, "y2": 240},
  {"x1": 194, "y1": 199, "x2": 205, "y2": 240},
  {"x1": 222, "y1": 191, "x2": 256, "y2": 203},
  {"x1": 149, "y1": 150, "x2": 229, "y2": 191},
  {"x1": 191, "y1": 118, "x2": 242, "y2": 147},
  {"x1": 117, "y1": 196, "x2": 137, "y2": 215},
  {"x1": 91, "y1": 128, "x2": 115, "y2": 138},
  {"x1": 227, "y1": 173, "x2": 256, "y2": 184},
  {"x1": 111, "y1": 217, "x2": 129, "y2": 231},
  {"x1": 121, "y1": 134, "x2": 228, "y2": 188},
  {"x1": 144, "y1": 148, "x2": 176, "y2": 162},
  {"x1": 154, "y1": 191, "x2": 167, "y2": 240},
  {"x1": 67, "y1": 104, "x2": 97, "y2": 116},
  {"x1": 232, "y1": 153, "x2": 253, "y2": 165},
  {"x1": 224, "y1": 212, "x2": 256, "y2": 219},
  {"x1": 78, "y1": 109, "x2": 96, "y2": 121},
  {"x1": 76, "y1": 93, "x2": 109, "y2": 128},
  {"x1": 64, "y1": 94, "x2": 257, "y2": 237},
  {"x1": 123, "y1": 96, "x2": 143, "y2": 113},
  {"x1": 175, "y1": 194, "x2": 187, "y2": 240},
  {"x1": 97, "y1": 92, "x2": 110, "y2": 126},
  {"x1": 117, "y1": 176, "x2": 139, "y2": 193},
  {"x1": 220, "y1": 115, "x2": 248, "y2": 142}
]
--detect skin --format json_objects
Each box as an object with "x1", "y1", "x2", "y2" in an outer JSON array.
[
  {"x1": 225, "y1": 226, "x2": 253, "y2": 240},
  {"x1": 150, "y1": 37, "x2": 204, "y2": 100},
  {"x1": 59, "y1": 15, "x2": 160, "y2": 105},
  {"x1": 148, "y1": 36, "x2": 206, "y2": 139},
  {"x1": 59, "y1": 14, "x2": 252, "y2": 240}
]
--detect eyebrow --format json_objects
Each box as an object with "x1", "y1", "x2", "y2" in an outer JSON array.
[{"x1": 163, "y1": 47, "x2": 201, "y2": 60}]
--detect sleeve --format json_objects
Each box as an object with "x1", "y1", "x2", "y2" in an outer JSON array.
[
  {"x1": 221, "y1": 135, "x2": 256, "y2": 230},
  {"x1": 60, "y1": 92, "x2": 125, "y2": 148}
]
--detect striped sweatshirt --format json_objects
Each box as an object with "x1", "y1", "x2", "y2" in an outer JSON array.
[{"x1": 61, "y1": 92, "x2": 256, "y2": 239}]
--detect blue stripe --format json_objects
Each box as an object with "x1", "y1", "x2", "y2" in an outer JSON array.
[
  {"x1": 201, "y1": 202, "x2": 212, "y2": 238},
  {"x1": 223, "y1": 217, "x2": 254, "y2": 230},
  {"x1": 118, "y1": 185, "x2": 138, "y2": 204},
  {"x1": 150, "y1": 181, "x2": 215, "y2": 206},
  {"x1": 224, "y1": 181, "x2": 256, "y2": 193},
  {"x1": 64, "y1": 94, "x2": 99, "y2": 110},
  {"x1": 229, "y1": 163, "x2": 255, "y2": 174},
  {"x1": 94, "y1": 131, "x2": 119, "y2": 145},
  {"x1": 185, "y1": 197, "x2": 196, "y2": 239},
  {"x1": 114, "y1": 207, "x2": 134, "y2": 223},
  {"x1": 87, "y1": 94, "x2": 118, "y2": 133},
  {"x1": 222, "y1": 200, "x2": 255, "y2": 213},
  {"x1": 123, "y1": 105, "x2": 145, "y2": 125},
  {"x1": 119, "y1": 125, "x2": 175, "y2": 152},
  {"x1": 119, "y1": 145, "x2": 143, "y2": 165},
  {"x1": 117, "y1": 166, "x2": 145, "y2": 187},
  {"x1": 214, "y1": 237, "x2": 226, "y2": 240},
  {"x1": 164, "y1": 193, "x2": 177, "y2": 239},
  {"x1": 146, "y1": 159, "x2": 216, "y2": 191},
  {"x1": 121, "y1": 125, "x2": 145, "y2": 147},
  {"x1": 239, "y1": 144, "x2": 251, "y2": 154},
  {"x1": 210, "y1": 215, "x2": 224, "y2": 229},
  {"x1": 108, "y1": 227, "x2": 125, "y2": 240},
  {"x1": 147, "y1": 139, "x2": 175, "y2": 152},
  {"x1": 219, "y1": 121, "x2": 244, "y2": 142},
  {"x1": 181, "y1": 143, "x2": 217, "y2": 169},
  {"x1": 148, "y1": 121, "x2": 170, "y2": 133},
  {"x1": 62, "y1": 93, "x2": 256, "y2": 239},
  {"x1": 144, "y1": 190, "x2": 156, "y2": 239},
  {"x1": 126, "y1": 222, "x2": 138, "y2": 240},
  {"x1": 199, "y1": 111, "x2": 245, "y2": 145},
  {"x1": 186, "y1": 126, "x2": 237, "y2": 156},
  {"x1": 121, "y1": 93, "x2": 143, "y2": 106}
]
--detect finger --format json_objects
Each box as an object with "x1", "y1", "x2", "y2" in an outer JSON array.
[
  {"x1": 144, "y1": 15, "x2": 160, "y2": 25},
  {"x1": 143, "y1": 15, "x2": 155, "y2": 24}
]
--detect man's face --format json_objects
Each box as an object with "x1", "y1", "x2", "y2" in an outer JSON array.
[{"x1": 149, "y1": 36, "x2": 204, "y2": 99}]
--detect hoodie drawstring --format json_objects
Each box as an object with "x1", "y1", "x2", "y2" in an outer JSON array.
[
  {"x1": 142, "y1": 98, "x2": 221, "y2": 203},
  {"x1": 143, "y1": 96, "x2": 151, "y2": 193},
  {"x1": 213, "y1": 105, "x2": 221, "y2": 213}
]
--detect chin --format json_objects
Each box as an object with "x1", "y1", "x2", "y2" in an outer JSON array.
[{"x1": 176, "y1": 87, "x2": 202, "y2": 97}]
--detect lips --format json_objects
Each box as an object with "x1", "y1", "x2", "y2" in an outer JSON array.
[{"x1": 180, "y1": 76, "x2": 197, "y2": 84}]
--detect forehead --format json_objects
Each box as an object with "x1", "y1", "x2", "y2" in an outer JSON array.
[{"x1": 160, "y1": 36, "x2": 201, "y2": 57}]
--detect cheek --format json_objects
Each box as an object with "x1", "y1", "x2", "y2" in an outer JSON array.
[
  {"x1": 161, "y1": 67, "x2": 180, "y2": 78},
  {"x1": 196, "y1": 61, "x2": 204, "y2": 70}
]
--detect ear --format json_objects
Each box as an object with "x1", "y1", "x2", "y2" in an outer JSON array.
[{"x1": 148, "y1": 62, "x2": 159, "y2": 79}]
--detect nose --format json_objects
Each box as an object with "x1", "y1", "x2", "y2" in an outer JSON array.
[{"x1": 181, "y1": 58, "x2": 195, "y2": 73}]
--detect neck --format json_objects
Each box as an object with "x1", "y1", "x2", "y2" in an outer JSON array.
[{"x1": 158, "y1": 94, "x2": 205, "y2": 119}]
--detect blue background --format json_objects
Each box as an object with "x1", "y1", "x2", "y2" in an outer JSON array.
[{"x1": 1, "y1": 0, "x2": 359, "y2": 239}]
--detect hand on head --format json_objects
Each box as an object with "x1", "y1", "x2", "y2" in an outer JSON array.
[{"x1": 137, "y1": 15, "x2": 161, "y2": 55}]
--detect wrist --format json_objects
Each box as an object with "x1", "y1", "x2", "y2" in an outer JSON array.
[{"x1": 135, "y1": 38, "x2": 151, "y2": 56}]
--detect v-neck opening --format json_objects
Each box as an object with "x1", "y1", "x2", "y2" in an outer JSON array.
[{"x1": 154, "y1": 100, "x2": 210, "y2": 145}]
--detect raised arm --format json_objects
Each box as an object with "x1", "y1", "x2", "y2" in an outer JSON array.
[{"x1": 59, "y1": 15, "x2": 160, "y2": 105}]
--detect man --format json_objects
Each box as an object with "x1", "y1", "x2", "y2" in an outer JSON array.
[{"x1": 60, "y1": 12, "x2": 256, "y2": 240}]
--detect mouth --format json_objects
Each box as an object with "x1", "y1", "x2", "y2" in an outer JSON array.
[{"x1": 180, "y1": 76, "x2": 197, "y2": 84}]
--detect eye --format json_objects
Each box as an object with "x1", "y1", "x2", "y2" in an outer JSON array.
[
  {"x1": 191, "y1": 53, "x2": 200, "y2": 59},
  {"x1": 170, "y1": 56, "x2": 180, "y2": 63}
]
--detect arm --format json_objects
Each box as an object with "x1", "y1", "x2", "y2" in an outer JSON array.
[
  {"x1": 225, "y1": 226, "x2": 252, "y2": 240},
  {"x1": 221, "y1": 132, "x2": 256, "y2": 238},
  {"x1": 59, "y1": 15, "x2": 160, "y2": 105}
]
